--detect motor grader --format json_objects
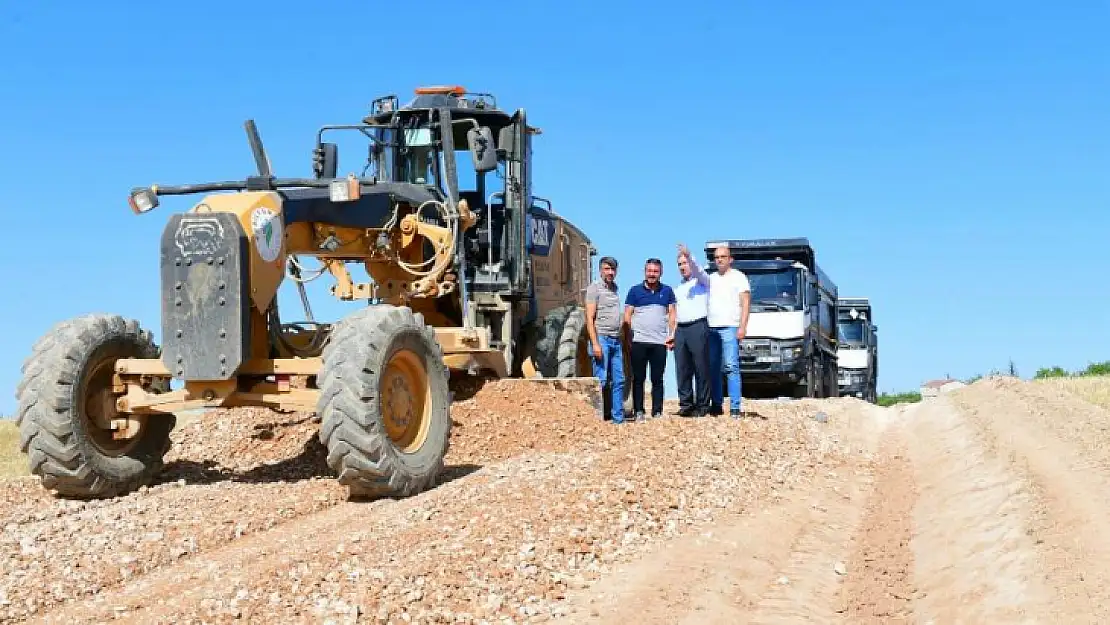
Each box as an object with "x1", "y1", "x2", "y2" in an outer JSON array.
[{"x1": 14, "y1": 85, "x2": 616, "y2": 500}]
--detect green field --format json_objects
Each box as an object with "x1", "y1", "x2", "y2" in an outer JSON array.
[{"x1": 0, "y1": 420, "x2": 26, "y2": 478}]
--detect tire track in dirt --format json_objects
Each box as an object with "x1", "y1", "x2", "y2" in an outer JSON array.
[
  {"x1": 26, "y1": 400, "x2": 842, "y2": 625},
  {"x1": 901, "y1": 397, "x2": 1053, "y2": 623},
  {"x1": 554, "y1": 455, "x2": 867, "y2": 625},
  {"x1": 947, "y1": 382, "x2": 1110, "y2": 624},
  {"x1": 553, "y1": 401, "x2": 892, "y2": 625},
  {"x1": 837, "y1": 426, "x2": 917, "y2": 623}
]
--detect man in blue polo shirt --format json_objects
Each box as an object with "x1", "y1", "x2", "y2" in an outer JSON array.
[{"x1": 622, "y1": 257, "x2": 677, "y2": 421}]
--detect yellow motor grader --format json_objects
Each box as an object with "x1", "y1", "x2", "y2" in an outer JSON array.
[{"x1": 14, "y1": 85, "x2": 616, "y2": 500}]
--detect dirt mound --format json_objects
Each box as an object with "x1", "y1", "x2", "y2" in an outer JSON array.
[
  {"x1": 447, "y1": 378, "x2": 607, "y2": 463},
  {"x1": 160, "y1": 378, "x2": 605, "y2": 480},
  {"x1": 164, "y1": 408, "x2": 328, "y2": 483}
]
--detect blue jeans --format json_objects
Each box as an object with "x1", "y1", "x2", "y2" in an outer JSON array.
[
  {"x1": 708, "y1": 326, "x2": 742, "y2": 412},
  {"x1": 591, "y1": 335, "x2": 625, "y2": 423}
]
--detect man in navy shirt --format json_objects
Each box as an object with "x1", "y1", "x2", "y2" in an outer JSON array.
[{"x1": 622, "y1": 258, "x2": 677, "y2": 420}]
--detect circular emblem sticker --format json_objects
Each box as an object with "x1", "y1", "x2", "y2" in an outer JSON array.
[{"x1": 250, "y1": 207, "x2": 283, "y2": 263}]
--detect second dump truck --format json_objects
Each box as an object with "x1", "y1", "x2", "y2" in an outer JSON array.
[
  {"x1": 704, "y1": 237, "x2": 839, "y2": 398},
  {"x1": 836, "y1": 297, "x2": 878, "y2": 402}
]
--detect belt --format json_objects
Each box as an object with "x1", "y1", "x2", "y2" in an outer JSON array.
[{"x1": 676, "y1": 317, "x2": 708, "y2": 327}]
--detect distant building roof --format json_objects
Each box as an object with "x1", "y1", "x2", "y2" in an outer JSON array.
[{"x1": 922, "y1": 379, "x2": 953, "y2": 389}]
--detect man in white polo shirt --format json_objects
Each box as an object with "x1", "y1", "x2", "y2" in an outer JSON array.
[
  {"x1": 672, "y1": 243, "x2": 712, "y2": 417},
  {"x1": 707, "y1": 244, "x2": 751, "y2": 417}
]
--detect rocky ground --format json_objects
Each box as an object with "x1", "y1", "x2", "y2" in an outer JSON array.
[{"x1": 3, "y1": 375, "x2": 1110, "y2": 623}]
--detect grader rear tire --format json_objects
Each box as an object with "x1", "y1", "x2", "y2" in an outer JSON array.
[
  {"x1": 535, "y1": 305, "x2": 591, "y2": 378},
  {"x1": 317, "y1": 305, "x2": 451, "y2": 499},
  {"x1": 534, "y1": 304, "x2": 632, "y2": 416},
  {"x1": 15, "y1": 314, "x2": 174, "y2": 499}
]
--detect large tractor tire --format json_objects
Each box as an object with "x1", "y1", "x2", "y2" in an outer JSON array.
[
  {"x1": 15, "y1": 314, "x2": 175, "y2": 499},
  {"x1": 317, "y1": 305, "x2": 451, "y2": 499},
  {"x1": 534, "y1": 305, "x2": 592, "y2": 378},
  {"x1": 534, "y1": 304, "x2": 632, "y2": 415}
]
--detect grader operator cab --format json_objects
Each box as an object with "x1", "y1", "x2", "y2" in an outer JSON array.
[{"x1": 14, "y1": 85, "x2": 604, "y2": 500}]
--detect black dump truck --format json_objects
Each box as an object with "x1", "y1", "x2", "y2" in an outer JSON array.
[
  {"x1": 704, "y1": 237, "x2": 839, "y2": 398},
  {"x1": 836, "y1": 297, "x2": 879, "y2": 402}
]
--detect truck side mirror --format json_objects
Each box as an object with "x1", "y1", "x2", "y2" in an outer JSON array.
[
  {"x1": 467, "y1": 126, "x2": 498, "y2": 173},
  {"x1": 313, "y1": 143, "x2": 339, "y2": 179}
]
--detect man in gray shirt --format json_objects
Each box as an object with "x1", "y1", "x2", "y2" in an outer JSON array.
[
  {"x1": 585, "y1": 256, "x2": 626, "y2": 424},
  {"x1": 622, "y1": 257, "x2": 677, "y2": 420}
]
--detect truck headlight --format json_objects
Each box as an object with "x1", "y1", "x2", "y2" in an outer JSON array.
[{"x1": 782, "y1": 347, "x2": 801, "y2": 360}]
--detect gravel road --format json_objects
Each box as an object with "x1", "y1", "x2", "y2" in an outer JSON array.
[{"x1": 4, "y1": 375, "x2": 1110, "y2": 624}]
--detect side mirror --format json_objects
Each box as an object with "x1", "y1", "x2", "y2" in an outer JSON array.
[
  {"x1": 467, "y1": 126, "x2": 498, "y2": 173},
  {"x1": 497, "y1": 126, "x2": 514, "y2": 158},
  {"x1": 313, "y1": 142, "x2": 339, "y2": 179}
]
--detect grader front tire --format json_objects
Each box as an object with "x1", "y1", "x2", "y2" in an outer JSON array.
[
  {"x1": 15, "y1": 314, "x2": 175, "y2": 499},
  {"x1": 316, "y1": 305, "x2": 451, "y2": 499}
]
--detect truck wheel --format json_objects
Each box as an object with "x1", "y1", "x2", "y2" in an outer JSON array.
[
  {"x1": 317, "y1": 305, "x2": 451, "y2": 499},
  {"x1": 15, "y1": 314, "x2": 175, "y2": 499},
  {"x1": 824, "y1": 357, "x2": 837, "y2": 397},
  {"x1": 794, "y1": 358, "x2": 819, "y2": 399}
]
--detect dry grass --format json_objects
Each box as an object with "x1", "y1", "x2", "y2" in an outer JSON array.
[
  {"x1": 0, "y1": 420, "x2": 27, "y2": 478},
  {"x1": 1037, "y1": 375, "x2": 1110, "y2": 411},
  {"x1": 0, "y1": 411, "x2": 206, "y2": 481}
]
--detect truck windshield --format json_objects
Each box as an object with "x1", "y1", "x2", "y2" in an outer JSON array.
[
  {"x1": 745, "y1": 269, "x2": 801, "y2": 311},
  {"x1": 838, "y1": 321, "x2": 866, "y2": 344}
]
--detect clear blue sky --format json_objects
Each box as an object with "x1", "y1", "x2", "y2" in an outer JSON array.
[{"x1": 1, "y1": 1, "x2": 1107, "y2": 416}]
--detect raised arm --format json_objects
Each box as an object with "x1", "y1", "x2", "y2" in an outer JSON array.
[
  {"x1": 691, "y1": 256, "x2": 710, "y2": 286},
  {"x1": 678, "y1": 243, "x2": 710, "y2": 286}
]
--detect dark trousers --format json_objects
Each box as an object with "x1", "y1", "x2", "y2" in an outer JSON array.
[
  {"x1": 630, "y1": 341, "x2": 667, "y2": 415},
  {"x1": 674, "y1": 317, "x2": 711, "y2": 412}
]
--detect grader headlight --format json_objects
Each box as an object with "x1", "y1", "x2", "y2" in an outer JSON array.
[
  {"x1": 128, "y1": 187, "x2": 160, "y2": 214},
  {"x1": 329, "y1": 174, "x2": 361, "y2": 203}
]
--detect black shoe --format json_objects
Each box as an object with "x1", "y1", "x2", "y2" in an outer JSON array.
[
  {"x1": 708, "y1": 405, "x2": 724, "y2": 416},
  {"x1": 730, "y1": 408, "x2": 742, "y2": 418},
  {"x1": 677, "y1": 406, "x2": 695, "y2": 417}
]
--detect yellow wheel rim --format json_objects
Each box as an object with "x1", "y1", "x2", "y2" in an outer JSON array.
[{"x1": 380, "y1": 349, "x2": 432, "y2": 453}]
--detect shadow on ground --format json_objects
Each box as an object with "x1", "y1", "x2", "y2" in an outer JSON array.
[
  {"x1": 449, "y1": 371, "x2": 497, "y2": 402},
  {"x1": 155, "y1": 431, "x2": 484, "y2": 495},
  {"x1": 156, "y1": 434, "x2": 332, "y2": 485}
]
